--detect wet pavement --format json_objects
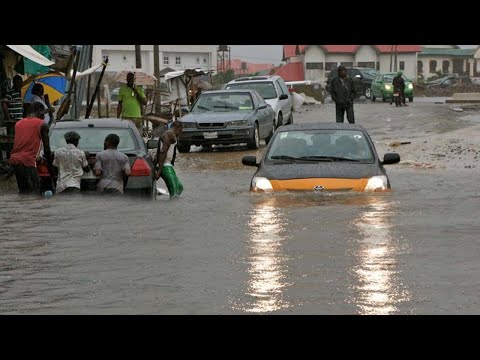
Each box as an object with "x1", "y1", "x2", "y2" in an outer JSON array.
[{"x1": 1, "y1": 99, "x2": 480, "y2": 314}]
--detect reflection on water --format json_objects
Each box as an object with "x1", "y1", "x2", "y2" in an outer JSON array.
[
  {"x1": 351, "y1": 195, "x2": 410, "y2": 315},
  {"x1": 241, "y1": 196, "x2": 291, "y2": 313}
]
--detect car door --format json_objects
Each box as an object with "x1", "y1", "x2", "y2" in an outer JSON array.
[
  {"x1": 275, "y1": 79, "x2": 291, "y2": 124},
  {"x1": 251, "y1": 91, "x2": 271, "y2": 138},
  {"x1": 372, "y1": 74, "x2": 381, "y2": 97}
]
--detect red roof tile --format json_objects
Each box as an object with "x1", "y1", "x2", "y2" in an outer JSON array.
[
  {"x1": 283, "y1": 45, "x2": 306, "y2": 59},
  {"x1": 228, "y1": 59, "x2": 275, "y2": 74},
  {"x1": 274, "y1": 62, "x2": 304, "y2": 82}
]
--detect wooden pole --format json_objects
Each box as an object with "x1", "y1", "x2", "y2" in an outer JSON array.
[
  {"x1": 394, "y1": 45, "x2": 398, "y2": 72},
  {"x1": 390, "y1": 45, "x2": 393, "y2": 72},
  {"x1": 86, "y1": 74, "x2": 91, "y2": 108},
  {"x1": 85, "y1": 57, "x2": 109, "y2": 119},
  {"x1": 135, "y1": 45, "x2": 142, "y2": 69},
  {"x1": 153, "y1": 45, "x2": 162, "y2": 114},
  {"x1": 97, "y1": 81, "x2": 102, "y2": 118},
  {"x1": 105, "y1": 85, "x2": 110, "y2": 117}
]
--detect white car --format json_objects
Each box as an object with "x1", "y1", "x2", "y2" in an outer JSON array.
[{"x1": 225, "y1": 75, "x2": 293, "y2": 129}]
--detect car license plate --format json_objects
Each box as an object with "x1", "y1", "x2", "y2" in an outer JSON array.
[
  {"x1": 393, "y1": 93, "x2": 399, "y2": 97},
  {"x1": 203, "y1": 132, "x2": 218, "y2": 139}
]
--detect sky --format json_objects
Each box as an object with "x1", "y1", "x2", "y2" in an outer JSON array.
[{"x1": 229, "y1": 45, "x2": 477, "y2": 64}]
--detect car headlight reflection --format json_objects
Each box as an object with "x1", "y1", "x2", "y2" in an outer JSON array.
[
  {"x1": 365, "y1": 175, "x2": 388, "y2": 192},
  {"x1": 408, "y1": 83, "x2": 413, "y2": 89},
  {"x1": 182, "y1": 122, "x2": 196, "y2": 129},
  {"x1": 227, "y1": 120, "x2": 249, "y2": 127},
  {"x1": 252, "y1": 177, "x2": 273, "y2": 192},
  {"x1": 384, "y1": 85, "x2": 392, "y2": 90}
]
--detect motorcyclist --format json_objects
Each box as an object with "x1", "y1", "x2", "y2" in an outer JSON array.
[{"x1": 392, "y1": 71, "x2": 407, "y2": 106}]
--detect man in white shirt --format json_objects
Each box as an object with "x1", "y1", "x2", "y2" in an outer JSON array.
[{"x1": 53, "y1": 131, "x2": 90, "y2": 194}]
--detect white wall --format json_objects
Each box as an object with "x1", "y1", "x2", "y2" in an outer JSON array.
[
  {"x1": 325, "y1": 53, "x2": 355, "y2": 65},
  {"x1": 355, "y1": 45, "x2": 377, "y2": 64},
  {"x1": 93, "y1": 45, "x2": 217, "y2": 74},
  {"x1": 304, "y1": 46, "x2": 325, "y2": 81},
  {"x1": 379, "y1": 53, "x2": 416, "y2": 80}
]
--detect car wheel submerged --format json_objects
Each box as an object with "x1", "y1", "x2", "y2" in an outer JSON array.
[
  {"x1": 247, "y1": 123, "x2": 260, "y2": 150},
  {"x1": 409, "y1": 97, "x2": 413, "y2": 102}
]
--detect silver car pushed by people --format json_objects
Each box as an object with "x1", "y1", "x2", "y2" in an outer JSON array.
[{"x1": 177, "y1": 89, "x2": 275, "y2": 153}]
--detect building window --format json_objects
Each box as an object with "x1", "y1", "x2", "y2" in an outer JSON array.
[
  {"x1": 203, "y1": 58, "x2": 208, "y2": 64},
  {"x1": 325, "y1": 62, "x2": 337, "y2": 71},
  {"x1": 196, "y1": 57, "x2": 200, "y2": 64},
  {"x1": 399, "y1": 61, "x2": 405, "y2": 70},
  {"x1": 176, "y1": 56, "x2": 181, "y2": 65},
  {"x1": 341, "y1": 62, "x2": 353, "y2": 67},
  {"x1": 122, "y1": 56, "x2": 127, "y2": 61},
  {"x1": 376, "y1": 62, "x2": 380, "y2": 70},
  {"x1": 163, "y1": 56, "x2": 169, "y2": 65},
  {"x1": 357, "y1": 62, "x2": 375, "y2": 68},
  {"x1": 418, "y1": 60, "x2": 423, "y2": 74},
  {"x1": 442, "y1": 60, "x2": 450, "y2": 73},
  {"x1": 306, "y1": 62, "x2": 324, "y2": 70},
  {"x1": 430, "y1": 60, "x2": 437, "y2": 73}
]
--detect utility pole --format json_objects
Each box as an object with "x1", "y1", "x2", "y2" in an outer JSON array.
[
  {"x1": 390, "y1": 45, "x2": 394, "y2": 72},
  {"x1": 135, "y1": 45, "x2": 142, "y2": 68},
  {"x1": 153, "y1": 45, "x2": 162, "y2": 114},
  {"x1": 394, "y1": 45, "x2": 398, "y2": 72}
]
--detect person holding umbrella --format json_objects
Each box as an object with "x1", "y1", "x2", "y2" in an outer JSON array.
[
  {"x1": 29, "y1": 83, "x2": 55, "y2": 126},
  {"x1": 117, "y1": 72, "x2": 147, "y2": 135}
]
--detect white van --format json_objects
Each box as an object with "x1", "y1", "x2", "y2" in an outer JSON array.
[{"x1": 225, "y1": 75, "x2": 293, "y2": 129}]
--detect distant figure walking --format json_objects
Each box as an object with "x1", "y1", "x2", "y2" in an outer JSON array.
[{"x1": 330, "y1": 65, "x2": 356, "y2": 123}]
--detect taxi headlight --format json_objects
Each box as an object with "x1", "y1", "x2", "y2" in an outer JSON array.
[
  {"x1": 384, "y1": 85, "x2": 392, "y2": 90},
  {"x1": 365, "y1": 175, "x2": 388, "y2": 191},
  {"x1": 252, "y1": 177, "x2": 273, "y2": 192},
  {"x1": 408, "y1": 83, "x2": 413, "y2": 89}
]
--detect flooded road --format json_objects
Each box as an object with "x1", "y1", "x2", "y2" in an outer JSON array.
[{"x1": 1, "y1": 100, "x2": 480, "y2": 314}]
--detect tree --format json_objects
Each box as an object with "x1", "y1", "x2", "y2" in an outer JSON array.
[{"x1": 212, "y1": 69, "x2": 235, "y2": 87}]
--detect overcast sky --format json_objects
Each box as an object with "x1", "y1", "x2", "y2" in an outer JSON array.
[{"x1": 229, "y1": 45, "x2": 477, "y2": 64}]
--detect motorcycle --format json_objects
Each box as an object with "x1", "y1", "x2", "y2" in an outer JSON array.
[{"x1": 392, "y1": 88, "x2": 403, "y2": 107}]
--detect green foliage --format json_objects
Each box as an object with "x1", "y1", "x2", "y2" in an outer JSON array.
[{"x1": 212, "y1": 69, "x2": 235, "y2": 87}]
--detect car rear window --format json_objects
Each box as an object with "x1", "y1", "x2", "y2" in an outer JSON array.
[
  {"x1": 50, "y1": 128, "x2": 138, "y2": 152},
  {"x1": 225, "y1": 82, "x2": 278, "y2": 100}
]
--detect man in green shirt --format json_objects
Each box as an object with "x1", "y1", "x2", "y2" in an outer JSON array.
[{"x1": 116, "y1": 72, "x2": 147, "y2": 135}]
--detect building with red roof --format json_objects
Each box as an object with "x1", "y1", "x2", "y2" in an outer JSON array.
[
  {"x1": 228, "y1": 59, "x2": 276, "y2": 75},
  {"x1": 282, "y1": 45, "x2": 422, "y2": 82}
]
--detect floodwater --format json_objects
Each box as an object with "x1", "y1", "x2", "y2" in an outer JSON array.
[{"x1": 1, "y1": 101, "x2": 479, "y2": 314}]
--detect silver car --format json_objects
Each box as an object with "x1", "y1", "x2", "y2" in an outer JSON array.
[
  {"x1": 177, "y1": 89, "x2": 275, "y2": 153},
  {"x1": 225, "y1": 75, "x2": 293, "y2": 129}
]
